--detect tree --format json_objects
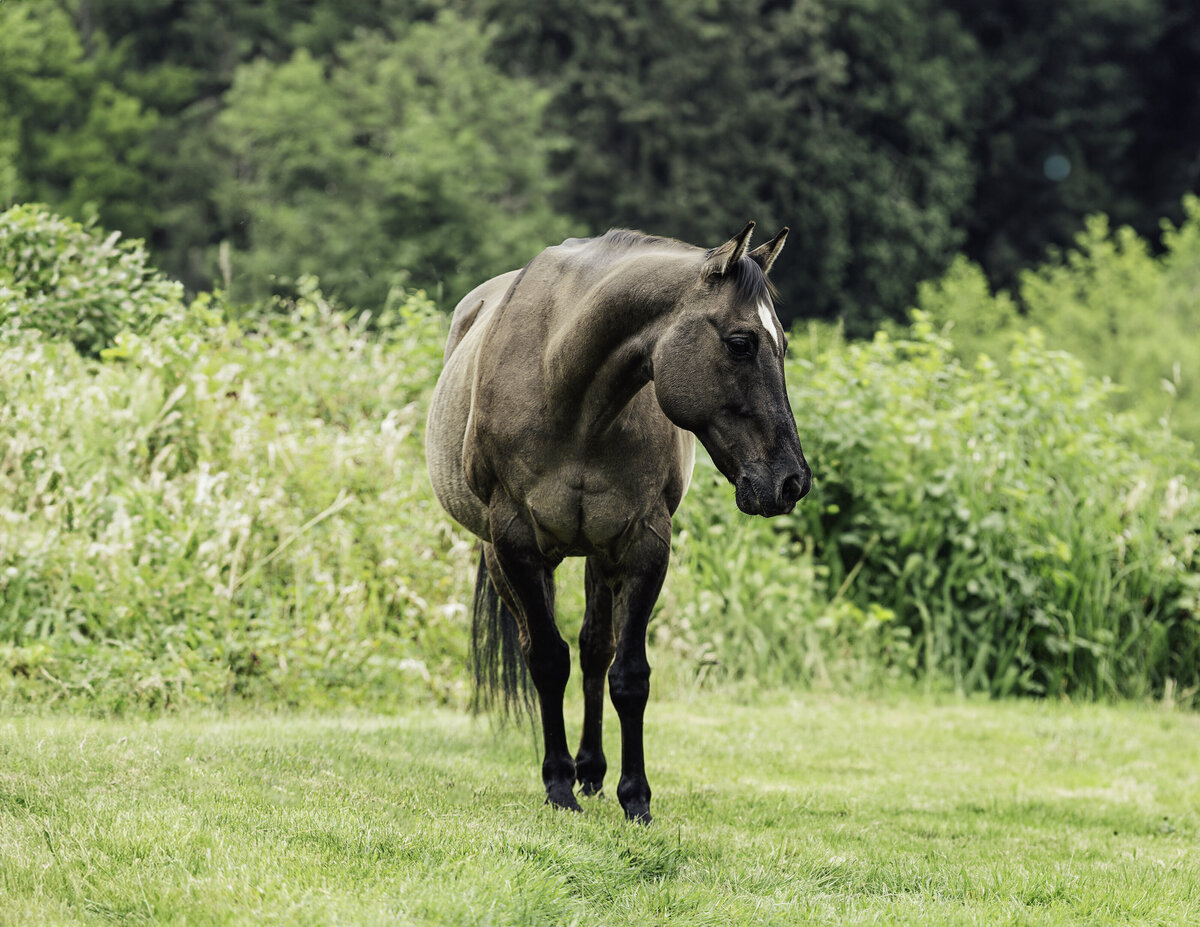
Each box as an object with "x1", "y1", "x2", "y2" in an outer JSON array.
[
  {"x1": 946, "y1": 0, "x2": 1172, "y2": 290},
  {"x1": 0, "y1": 0, "x2": 159, "y2": 236},
  {"x1": 479, "y1": 0, "x2": 980, "y2": 330},
  {"x1": 1124, "y1": 0, "x2": 1200, "y2": 234},
  {"x1": 214, "y1": 14, "x2": 576, "y2": 308}
]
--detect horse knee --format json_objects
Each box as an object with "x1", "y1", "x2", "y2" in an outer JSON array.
[
  {"x1": 608, "y1": 661, "x2": 650, "y2": 713},
  {"x1": 578, "y1": 626, "x2": 615, "y2": 677}
]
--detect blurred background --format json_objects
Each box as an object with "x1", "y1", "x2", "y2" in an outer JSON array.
[
  {"x1": 2, "y1": 0, "x2": 1198, "y2": 712},
  {"x1": 4, "y1": 0, "x2": 1198, "y2": 330}
]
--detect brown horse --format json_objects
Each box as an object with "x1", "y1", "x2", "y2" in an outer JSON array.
[{"x1": 426, "y1": 223, "x2": 810, "y2": 822}]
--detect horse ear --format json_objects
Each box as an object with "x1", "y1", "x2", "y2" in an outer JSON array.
[
  {"x1": 702, "y1": 221, "x2": 755, "y2": 277},
  {"x1": 748, "y1": 227, "x2": 788, "y2": 274}
]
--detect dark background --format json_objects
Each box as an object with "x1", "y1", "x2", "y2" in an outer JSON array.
[{"x1": 3, "y1": 0, "x2": 1197, "y2": 330}]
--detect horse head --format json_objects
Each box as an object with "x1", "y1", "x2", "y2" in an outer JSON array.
[{"x1": 652, "y1": 222, "x2": 811, "y2": 516}]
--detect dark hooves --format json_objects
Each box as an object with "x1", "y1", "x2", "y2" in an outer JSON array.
[
  {"x1": 578, "y1": 780, "x2": 605, "y2": 798},
  {"x1": 545, "y1": 788, "x2": 583, "y2": 813},
  {"x1": 623, "y1": 805, "x2": 652, "y2": 825}
]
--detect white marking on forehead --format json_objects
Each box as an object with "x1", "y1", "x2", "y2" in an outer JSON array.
[{"x1": 756, "y1": 300, "x2": 780, "y2": 350}]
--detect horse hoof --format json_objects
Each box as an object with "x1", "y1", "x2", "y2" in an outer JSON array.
[
  {"x1": 624, "y1": 805, "x2": 652, "y2": 825},
  {"x1": 578, "y1": 780, "x2": 605, "y2": 798},
  {"x1": 545, "y1": 789, "x2": 583, "y2": 813}
]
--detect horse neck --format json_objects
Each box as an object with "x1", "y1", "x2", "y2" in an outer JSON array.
[{"x1": 545, "y1": 251, "x2": 695, "y2": 433}]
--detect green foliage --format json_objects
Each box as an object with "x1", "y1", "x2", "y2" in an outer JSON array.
[
  {"x1": 3, "y1": 208, "x2": 1198, "y2": 711},
  {"x1": 785, "y1": 317, "x2": 1200, "y2": 701},
  {"x1": 1025, "y1": 206, "x2": 1200, "y2": 438},
  {"x1": 5, "y1": 0, "x2": 1199, "y2": 330},
  {"x1": 89, "y1": 0, "x2": 443, "y2": 92},
  {"x1": 0, "y1": 203, "x2": 185, "y2": 356},
  {"x1": 0, "y1": 274, "x2": 468, "y2": 710},
  {"x1": 482, "y1": 0, "x2": 979, "y2": 330},
  {"x1": 0, "y1": 0, "x2": 160, "y2": 236},
  {"x1": 816, "y1": 0, "x2": 980, "y2": 329},
  {"x1": 662, "y1": 460, "x2": 915, "y2": 692},
  {"x1": 947, "y1": 0, "x2": 1177, "y2": 290},
  {"x1": 907, "y1": 255, "x2": 1020, "y2": 358},
  {"x1": 918, "y1": 196, "x2": 1200, "y2": 443},
  {"x1": 215, "y1": 14, "x2": 577, "y2": 308}
]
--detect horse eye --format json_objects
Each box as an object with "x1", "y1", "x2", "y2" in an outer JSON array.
[{"x1": 724, "y1": 334, "x2": 756, "y2": 359}]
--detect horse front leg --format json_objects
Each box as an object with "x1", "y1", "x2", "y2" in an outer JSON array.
[
  {"x1": 576, "y1": 558, "x2": 615, "y2": 796},
  {"x1": 488, "y1": 497, "x2": 579, "y2": 812},
  {"x1": 603, "y1": 516, "x2": 671, "y2": 824}
]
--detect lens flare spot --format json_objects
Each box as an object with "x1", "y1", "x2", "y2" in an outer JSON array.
[{"x1": 1044, "y1": 154, "x2": 1071, "y2": 182}]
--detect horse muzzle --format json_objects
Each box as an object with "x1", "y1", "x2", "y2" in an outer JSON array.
[{"x1": 734, "y1": 462, "x2": 811, "y2": 517}]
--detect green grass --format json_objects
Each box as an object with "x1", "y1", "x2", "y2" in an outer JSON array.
[{"x1": 3, "y1": 694, "x2": 1199, "y2": 925}]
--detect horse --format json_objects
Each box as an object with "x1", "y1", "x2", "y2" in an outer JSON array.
[{"x1": 425, "y1": 222, "x2": 810, "y2": 823}]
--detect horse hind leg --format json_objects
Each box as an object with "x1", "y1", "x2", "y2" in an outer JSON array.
[
  {"x1": 575, "y1": 557, "x2": 615, "y2": 796},
  {"x1": 487, "y1": 497, "x2": 580, "y2": 812}
]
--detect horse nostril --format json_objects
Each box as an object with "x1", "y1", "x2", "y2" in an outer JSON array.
[{"x1": 781, "y1": 473, "x2": 805, "y2": 506}]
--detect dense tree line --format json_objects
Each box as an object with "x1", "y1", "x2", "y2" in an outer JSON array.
[{"x1": 2, "y1": 0, "x2": 1197, "y2": 328}]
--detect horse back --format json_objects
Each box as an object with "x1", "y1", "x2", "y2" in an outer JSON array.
[{"x1": 443, "y1": 269, "x2": 522, "y2": 362}]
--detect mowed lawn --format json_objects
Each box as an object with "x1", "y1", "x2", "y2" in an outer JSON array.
[{"x1": 2, "y1": 694, "x2": 1198, "y2": 926}]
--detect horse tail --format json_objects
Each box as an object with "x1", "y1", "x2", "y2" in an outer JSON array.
[{"x1": 471, "y1": 547, "x2": 533, "y2": 718}]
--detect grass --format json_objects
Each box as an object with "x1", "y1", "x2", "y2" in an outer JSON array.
[{"x1": 2, "y1": 693, "x2": 1199, "y2": 925}]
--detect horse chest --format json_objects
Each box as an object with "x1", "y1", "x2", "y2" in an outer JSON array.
[{"x1": 523, "y1": 465, "x2": 656, "y2": 559}]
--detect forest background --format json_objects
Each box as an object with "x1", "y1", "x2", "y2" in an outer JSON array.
[{"x1": 4, "y1": 0, "x2": 1199, "y2": 329}]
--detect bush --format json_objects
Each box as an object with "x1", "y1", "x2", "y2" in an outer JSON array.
[
  {"x1": 0, "y1": 276, "x2": 471, "y2": 710},
  {"x1": 654, "y1": 316, "x2": 1199, "y2": 704},
  {"x1": 657, "y1": 458, "x2": 915, "y2": 694},
  {"x1": 781, "y1": 316, "x2": 1200, "y2": 702},
  {"x1": 0, "y1": 203, "x2": 185, "y2": 356},
  {"x1": 918, "y1": 196, "x2": 1200, "y2": 444},
  {"x1": 3, "y1": 207, "x2": 1198, "y2": 711}
]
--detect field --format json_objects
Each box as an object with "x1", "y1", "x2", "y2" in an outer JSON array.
[{"x1": 4, "y1": 693, "x2": 1199, "y2": 926}]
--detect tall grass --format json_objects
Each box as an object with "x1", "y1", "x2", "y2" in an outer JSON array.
[
  {"x1": 781, "y1": 317, "x2": 1200, "y2": 701},
  {"x1": 2, "y1": 204, "x2": 1197, "y2": 710},
  {"x1": 1, "y1": 275, "x2": 476, "y2": 710}
]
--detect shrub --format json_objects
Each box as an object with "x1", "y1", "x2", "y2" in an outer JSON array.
[
  {"x1": 0, "y1": 203, "x2": 185, "y2": 356},
  {"x1": 784, "y1": 316, "x2": 1200, "y2": 702},
  {"x1": 918, "y1": 196, "x2": 1200, "y2": 443},
  {"x1": 658, "y1": 457, "x2": 916, "y2": 693},
  {"x1": 0, "y1": 277, "x2": 471, "y2": 710},
  {"x1": 3, "y1": 207, "x2": 1198, "y2": 711}
]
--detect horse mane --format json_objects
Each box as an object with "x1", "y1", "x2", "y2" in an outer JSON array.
[
  {"x1": 597, "y1": 228, "x2": 779, "y2": 305},
  {"x1": 597, "y1": 228, "x2": 689, "y2": 251}
]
